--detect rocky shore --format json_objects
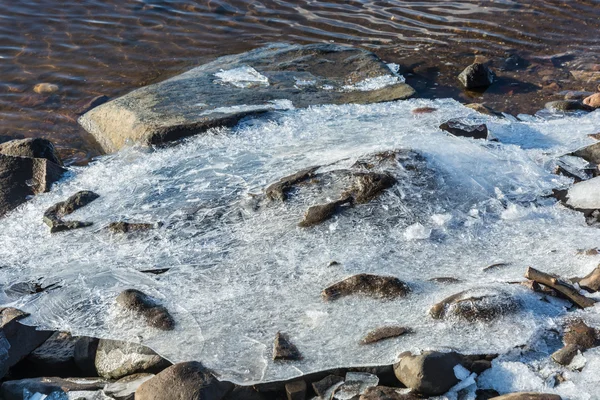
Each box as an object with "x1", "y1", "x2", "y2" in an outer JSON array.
[{"x1": 1, "y1": 43, "x2": 600, "y2": 399}]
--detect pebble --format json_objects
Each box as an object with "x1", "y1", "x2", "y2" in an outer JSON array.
[{"x1": 33, "y1": 83, "x2": 59, "y2": 94}]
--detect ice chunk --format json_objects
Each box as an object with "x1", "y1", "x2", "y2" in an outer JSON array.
[
  {"x1": 214, "y1": 65, "x2": 269, "y2": 88},
  {"x1": 200, "y1": 99, "x2": 293, "y2": 115},
  {"x1": 566, "y1": 176, "x2": 600, "y2": 209},
  {"x1": 404, "y1": 223, "x2": 431, "y2": 240},
  {"x1": 342, "y1": 75, "x2": 404, "y2": 91}
]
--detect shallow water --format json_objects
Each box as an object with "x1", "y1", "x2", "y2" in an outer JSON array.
[{"x1": 1, "y1": 1, "x2": 600, "y2": 163}]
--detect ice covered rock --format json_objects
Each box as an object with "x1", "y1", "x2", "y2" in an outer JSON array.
[
  {"x1": 457, "y1": 63, "x2": 494, "y2": 89},
  {"x1": 116, "y1": 289, "x2": 175, "y2": 331},
  {"x1": 265, "y1": 166, "x2": 320, "y2": 202},
  {"x1": 322, "y1": 274, "x2": 410, "y2": 301},
  {"x1": 333, "y1": 372, "x2": 379, "y2": 399},
  {"x1": 103, "y1": 373, "x2": 154, "y2": 400},
  {"x1": 551, "y1": 343, "x2": 580, "y2": 366},
  {"x1": 360, "y1": 326, "x2": 411, "y2": 345},
  {"x1": 0, "y1": 377, "x2": 105, "y2": 400},
  {"x1": 342, "y1": 172, "x2": 396, "y2": 204},
  {"x1": 107, "y1": 222, "x2": 158, "y2": 234},
  {"x1": 94, "y1": 339, "x2": 171, "y2": 380},
  {"x1": 135, "y1": 362, "x2": 233, "y2": 400},
  {"x1": 43, "y1": 190, "x2": 99, "y2": 233},
  {"x1": 0, "y1": 138, "x2": 62, "y2": 166},
  {"x1": 78, "y1": 43, "x2": 414, "y2": 153},
  {"x1": 439, "y1": 119, "x2": 489, "y2": 140},
  {"x1": 429, "y1": 288, "x2": 519, "y2": 322},
  {"x1": 298, "y1": 198, "x2": 352, "y2": 228},
  {"x1": 393, "y1": 351, "x2": 463, "y2": 396}
]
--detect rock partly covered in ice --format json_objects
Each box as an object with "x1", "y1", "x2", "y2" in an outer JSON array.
[
  {"x1": 95, "y1": 339, "x2": 171, "y2": 380},
  {"x1": 79, "y1": 43, "x2": 415, "y2": 152}
]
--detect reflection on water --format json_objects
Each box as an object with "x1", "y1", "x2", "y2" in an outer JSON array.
[{"x1": 1, "y1": 0, "x2": 599, "y2": 163}]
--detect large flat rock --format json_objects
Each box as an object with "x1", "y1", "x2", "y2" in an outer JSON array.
[{"x1": 79, "y1": 43, "x2": 414, "y2": 153}]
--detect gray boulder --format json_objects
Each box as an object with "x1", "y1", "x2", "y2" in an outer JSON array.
[
  {"x1": 0, "y1": 138, "x2": 62, "y2": 165},
  {"x1": 79, "y1": 43, "x2": 415, "y2": 153},
  {"x1": 0, "y1": 377, "x2": 105, "y2": 400},
  {"x1": 94, "y1": 339, "x2": 171, "y2": 380},
  {"x1": 135, "y1": 361, "x2": 234, "y2": 400},
  {"x1": 393, "y1": 351, "x2": 463, "y2": 396}
]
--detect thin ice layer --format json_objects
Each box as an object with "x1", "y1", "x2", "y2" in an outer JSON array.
[{"x1": 0, "y1": 100, "x2": 600, "y2": 385}]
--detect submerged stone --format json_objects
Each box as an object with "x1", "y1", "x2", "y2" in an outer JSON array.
[
  {"x1": 265, "y1": 166, "x2": 320, "y2": 201},
  {"x1": 116, "y1": 289, "x2": 175, "y2": 331},
  {"x1": 343, "y1": 172, "x2": 397, "y2": 204},
  {"x1": 273, "y1": 332, "x2": 302, "y2": 361},
  {"x1": 322, "y1": 274, "x2": 410, "y2": 301},
  {"x1": 430, "y1": 288, "x2": 519, "y2": 322},
  {"x1": 79, "y1": 43, "x2": 414, "y2": 153},
  {"x1": 457, "y1": 63, "x2": 494, "y2": 89},
  {"x1": 298, "y1": 197, "x2": 352, "y2": 227},
  {"x1": 439, "y1": 119, "x2": 489, "y2": 140},
  {"x1": 43, "y1": 190, "x2": 99, "y2": 233}
]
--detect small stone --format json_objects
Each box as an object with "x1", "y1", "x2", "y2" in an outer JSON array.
[
  {"x1": 563, "y1": 320, "x2": 597, "y2": 350},
  {"x1": 312, "y1": 375, "x2": 344, "y2": 399},
  {"x1": 33, "y1": 83, "x2": 59, "y2": 94},
  {"x1": 0, "y1": 138, "x2": 62, "y2": 165},
  {"x1": 116, "y1": 289, "x2": 175, "y2": 331},
  {"x1": 266, "y1": 166, "x2": 320, "y2": 201},
  {"x1": 273, "y1": 331, "x2": 302, "y2": 361},
  {"x1": 95, "y1": 339, "x2": 171, "y2": 380},
  {"x1": 298, "y1": 197, "x2": 352, "y2": 227},
  {"x1": 393, "y1": 351, "x2": 463, "y2": 396},
  {"x1": 583, "y1": 93, "x2": 600, "y2": 109},
  {"x1": 135, "y1": 361, "x2": 233, "y2": 400},
  {"x1": 322, "y1": 274, "x2": 410, "y2": 301},
  {"x1": 545, "y1": 100, "x2": 592, "y2": 112},
  {"x1": 439, "y1": 119, "x2": 488, "y2": 140},
  {"x1": 490, "y1": 393, "x2": 562, "y2": 400},
  {"x1": 108, "y1": 221, "x2": 157, "y2": 234},
  {"x1": 551, "y1": 344, "x2": 581, "y2": 366},
  {"x1": 43, "y1": 190, "x2": 99, "y2": 233},
  {"x1": 343, "y1": 172, "x2": 397, "y2": 204},
  {"x1": 360, "y1": 326, "x2": 411, "y2": 345},
  {"x1": 458, "y1": 63, "x2": 494, "y2": 89},
  {"x1": 285, "y1": 380, "x2": 306, "y2": 400}
]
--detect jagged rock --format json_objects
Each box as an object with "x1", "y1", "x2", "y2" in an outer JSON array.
[
  {"x1": 578, "y1": 265, "x2": 600, "y2": 292},
  {"x1": 94, "y1": 339, "x2": 171, "y2": 380},
  {"x1": 108, "y1": 221, "x2": 158, "y2": 234},
  {"x1": 430, "y1": 288, "x2": 519, "y2": 322},
  {"x1": 0, "y1": 377, "x2": 105, "y2": 400},
  {"x1": 551, "y1": 343, "x2": 581, "y2": 366},
  {"x1": 43, "y1": 190, "x2": 99, "y2": 233},
  {"x1": 583, "y1": 93, "x2": 600, "y2": 109},
  {"x1": 563, "y1": 319, "x2": 597, "y2": 350},
  {"x1": 312, "y1": 375, "x2": 344, "y2": 399},
  {"x1": 0, "y1": 308, "x2": 53, "y2": 379},
  {"x1": 285, "y1": 380, "x2": 306, "y2": 400},
  {"x1": 545, "y1": 100, "x2": 592, "y2": 112},
  {"x1": 343, "y1": 172, "x2": 396, "y2": 204},
  {"x1": 104, "y1": 373, "x2": 154, "y2": 400},
  {"x1": 322, "y1": 274, "x2": 410, "y2": 301},
  {"x1": 298, "y1": 198, "x2": 352, "y2": 227},
  {"x1": 273, "y1": 332, "x2": 302, "y2": 361},
  {"x1": 0, "y1": 154, "x2": 66, "y2": 217},
  {"x1": 439, "y1": 119, "x2": 489, "y2": 140},
  {"x1": 74, "y1": 336, "x2": 100, "y2": 376},
  {"x1": 0, "y1": 138, "x2": 62, "y2": 165},
  {"x1": 490, "y1": 393, "x2": 562, "y2": 400},
  {"x1": 360, "y1": 326, "x2": 410, "y2": 345},
  {"x1": 265, "y1": 166, "x2": 320, "y2": 201},
  {"x1": 359, "y1": 386, "x2": 419, "y2": 400},
  {"x1": 135, "y1": 361, "x2": 233, "y2": 400},
  {"x1": 79, "y1": 44, "x2": 415, "y2": 153},
  {"x1": 11, "y1": 331, "x2": 80, "y2": 378},
  {"x1": 458, "y1": 63, "x2": 494, "y2": 89},
  {"x1": 393, "y1": 351, "x2": 463, "y2": 396},
  {"x1": 116, "y1": 289, "x2": 175, "y2": 331}
]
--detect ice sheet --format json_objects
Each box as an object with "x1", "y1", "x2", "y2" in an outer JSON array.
[{"x1": 1, "y1": 100, "x2": 600, "y2": 387}]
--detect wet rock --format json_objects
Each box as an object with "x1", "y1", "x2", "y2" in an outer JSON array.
[
  {"x1": 577, "y1": 265, "x2": 600, "y2": 292},
  {"x1": 33, "y1": 83, "x2": 59, "y2": 94},
  {"x1": 135, "y1": 361, "x2": 233, "y2": 400},
  {"x1": 439, "y1": 119, "x2": 489, "y2": 140},
  {"x1": 116, "y1": 289, "x2": 175, "y2": 331},
  {"x1": 285, "y1": 380, "x2": 306, "y2": 400},
  {"x1": 563, "y1": 319, "x2": 597, "y2": 350},
  {"x1": 298, "y1": 197, "x2": 352, "y2": 227},
  {"x1": 393, "y1": 351, "x2": 463, "y2": 396},
  {"x1": 359, "y1": 386, "x2": 419, "y2": 400},
  {"x1": 545, "y1": 100, "x2": 592, "y2": 112},
  {"x1": 0, "y1": 377, "x2": 105, "y2": 400},
  {"x1": 343, "y1": 172, "x2": 396, "y2": 204},
  {"x1": 430, "y1": 288, "x2": 519, "y2": 322},
  {"x1": 502, "y1": 54, "x2": 529, "y2": 71},
  {"x1": 583, "y1": 93, "x2": 600, "y2": 109},
  {"x1": 490, "y1": 393, "x2": 562, "y2": 400},
  {"x1": 465, "y1": 103, "x2": 503, "y2": 117},
  {"x1": 43, "y1": 190, "x2": 99, "y2": 233},
  {"x1": 108, "y1": 221, "x2": 158, "y2": 234},
  {"x1": 75, "y1": 95, "x2": 110, "y2": 115},
  {"x1": 273, "y1": 331, "x2": 302, "y2": 361},
  {"x1": 0, "y1": 308, "x2": 53, "y2": 379},
  {"x1": 0, "y1": 154, "x2": 66, "y2": 217},
  {"x1": 322, "y1": 274, "x2": 410, "y2": 301},
  {"x1": 95, "y1": 339, "x2": 171, "y2": 380},
  {"x1": 551, "y1": 343, "x2": 581, "y2": 366},
  {"x1": 360, "y1": 326, "x2": 411, "y2": 345},
  {"x1": 11, "y1": 331, "x2": 81, "y2": 378},
  {"x1": 312, "y1": 375, "x2": 344, "y2": 399},
  {"x1": 458, "y1": 63, "x2": 494, "y2": 89},
  {"x1": 79, "y1": 44, "x2": 415, "y2": 153},
  {"x1": 104, "y1": 373, "x2": 154, "y2": 400},
  {"x1": 0, "y1": 138, "x2": 62, "y2": 165},
  {"x1": 265, "y1": 166, "x2": 320, "y2": 201},
  {"x1": 74, "y1": 336, "x2": 100, "y2": 376}
]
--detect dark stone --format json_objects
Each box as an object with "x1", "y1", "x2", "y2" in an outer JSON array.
[
  {"x1": 563, "y1": 320, "x2": 597, "y2": 350},
  {"x1": 430, "y1": 288, "x2": 519, "y2": 322},
  {"x1": 312, "y1": 375, "x2": 344, "y2": 399},
  {"x1": 73, "y1": 336, "x2": 100, "y2": 376},
  {"x1": 43, "y1": 190, "x2": 99, "y2": 233},
  {"x1": 439, "y1": 119, "x2": 489, "y2": 140},
  {"x1": 0, "y1": 377, "x2": 106, "y2": 400},
  {"x1": 0, "y1": 138, "x2": 62, "y2": 165},
  {"x1": 135, "y1": 361, "x2": 234, "y2": 400},
  {"x1": 551, "y1": 344, "x2": 581, "y2": 366},
  {"x1": 393, "y1": 351, "x2": 463, "y2": 396},
  {"x1": 266, "y1": 166, "x2": 320, "y2": 201},
  {"x1": 458, "y1": 63, "x2": 494, "y2": 89},
  {"x1": 360, "y1": 326, "x2": 411, "y2": 345},
  {"x1": 0, "y1": 155, "x2": 66, "y2": 217},
  {"x1": 79, "y1": 44, "x2": 415, "y2": 153},
  {"x1": 116, "y1": 289, "x2": 175, "y2": 331},
  {"x1": 95, "y1": 339, "x2": 171, "y2": 380},
  {"x1": 578, "y1": 265, "x2": 600, "y2": 292},
  {"x1": 298, "y1": 197, "x2": 352, "y2": 227},
  {"x1": 223, "y1": 386, "x2": 268, "y2": 400},
  {"x1": 502, "y1": 54, "x2": 529, "y2": 71},
  {"x1": 360, "y1": 386, "x2": 420, "y2": 400},
  {"x1": 475, "y1": 389, "x2": 500, "y2": 400},
  {"x1": 273, "y1": 332, "x2": 302, "y2": 361},
  {"x1": 545, "y1": 100, "x2": 592, "y2": 112},
  {"x1": 11, "y1": 332, "x2": 81, "y2": 378},
  {"x1": 343, "y1": 172, "x2": 397, "y2": 204},
  {"x1": 108, "y1": 221, "x2": 158, "y2": 234},
  {"x1": 285, "y1": 380, "x2": 306, "y2": 400},
  {"x1": 322, "y1": 274, "x2": 410, "y2": 301},
  {"x1": 469, "y1": 359, "x2": 493, "y2": 374}
]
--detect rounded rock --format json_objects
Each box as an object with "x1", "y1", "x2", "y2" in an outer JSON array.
[{"x1": 33, "y1": 83, "x2": 59, "y2": 94}]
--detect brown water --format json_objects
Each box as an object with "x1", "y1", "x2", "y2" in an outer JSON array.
[{"x1": 1, "y1": 0, "x2": 600, "y2": 164}]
